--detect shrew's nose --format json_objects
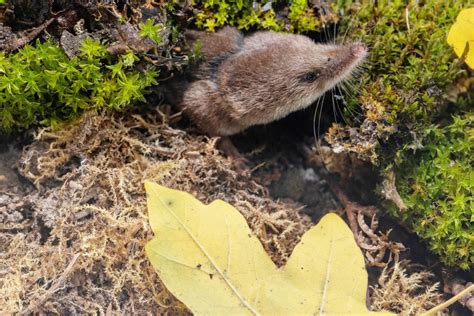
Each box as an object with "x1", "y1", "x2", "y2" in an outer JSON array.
[{"x1": 350, "y1": 42, "x2": 367, "y2": 58}]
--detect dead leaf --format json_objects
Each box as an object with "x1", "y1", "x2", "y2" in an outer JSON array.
[
  {"x1": 145, "y1": 182, "x2": 395, "y2": 315},
  {"x1": 447, "y1": 7, "x2": 474, "y2": 69}
]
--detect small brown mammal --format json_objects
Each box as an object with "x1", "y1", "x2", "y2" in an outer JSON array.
[{"x1": 176, "y1": 27, "x2": 367, "y2": 136}]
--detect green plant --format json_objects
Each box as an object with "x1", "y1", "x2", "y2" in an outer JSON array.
[
  {"x1": 192, "y1": 0, "x2": 278, "y2": 31},
  {"x1": 337, "y1": 0, "x2": 467, "y2": 131},
  {"x1": 188, "y1": 0, "x2": 337, "y2": 32},
  {"x1": 139, "y1": 18, "x2": 163, "y2": 44},
  {"x1": 332, "y1": 0, "x2": 474, "y2": 269},
  {"x1": 288, "y1": 0, "x2": 320, "y2": 32},
  {"x1": 392, "y1": 114, "x2": 473, "y2": 270},
  {"x1": 0, "y1": 38, "x2": 158, "y2": 131}
]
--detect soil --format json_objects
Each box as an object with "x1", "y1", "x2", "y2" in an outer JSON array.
[{"x1": 0, "y1": 133, "x2": 34, "y2": 228}]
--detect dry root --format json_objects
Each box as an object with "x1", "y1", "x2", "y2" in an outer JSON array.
[
  {"x1": 315, "y1": 162, "x2": 406, "y2": 267},
  {"x1": 356, "y1": 211, "x2": 406, "y2": 267}
]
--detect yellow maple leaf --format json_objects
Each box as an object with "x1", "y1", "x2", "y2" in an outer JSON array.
[
  {"x1": 144, "y1": 181, "x2": 395, "y2": 315},
  {"x1": 447, "y1": 7, "x2": 474, "y2": 69}
]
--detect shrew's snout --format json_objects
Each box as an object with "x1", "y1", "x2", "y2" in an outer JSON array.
[{"x1": 349, "y1": 42, "x2": 368, "y2": 58}]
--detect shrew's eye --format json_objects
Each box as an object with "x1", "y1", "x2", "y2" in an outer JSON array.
[{"x1": 303, "y1": 71, "x2": 320, "y2": 82}]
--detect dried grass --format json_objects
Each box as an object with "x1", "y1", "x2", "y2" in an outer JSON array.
[{"x1": 371, "y1": 260, "x2": 443, "y2": 315}]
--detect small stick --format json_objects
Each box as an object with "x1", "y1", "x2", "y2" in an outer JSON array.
[
  {"x1": 405, "y1": 7, "x2": 411, "y2": 32},
  {"x1": 21, "y1": 253, "x2": 80, "y2": 315},
  {"x1": 4, "y1": 18, "x2": 55, "y2": 53},
  {"x1": 422, "y1": 284, "x2": 474, "y2": 316}
]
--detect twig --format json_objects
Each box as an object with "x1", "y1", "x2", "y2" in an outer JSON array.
[
  {"x1": 405, "y1": 7, "x2": 411, "y2": 31},
  {"x1": 422, "y1": 284, "x2": 474, "y2": 316},
  {"x1": 21, "y1": 253, "x2": 80, "y2": 315},
  {"x1": 4, "y1": 18, "x2": 55, "y2": 53},
  {"x1": 382, "y1": 170, "x2": 407, "y2": 212}
]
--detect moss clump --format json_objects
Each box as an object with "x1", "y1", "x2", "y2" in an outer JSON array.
[
  {"x1": 331, "y1": 0, "x2": 473, "y2": 269},
  {"x1": 139, "y1": 18, "x2": 164, "y2": 44},
  {"x1": 288, "y1": 0, "x2": 323, "y2": 32},
  {"x1": 188, "y1": 0, "x2": 337, "y2": 32},
  {"x1": 193, "y1": 0, "x2": 281, "y2": 31},
  {"x1": 336, "y1": 0, "x2": 468, "y2": 151},
  {"x1": 392, "y1": 113, "x2": 473, "y2": 270},
  {"x1": 0, "y1": 39, "x2": 158, "y2": 131}
]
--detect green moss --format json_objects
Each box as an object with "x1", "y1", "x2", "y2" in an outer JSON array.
[
  {"x1": 139, "y1": 19, "x2": 163, "y2": 44},
  {"x1": 338, "y1": 0, "x2": 468, "y2": 130},
  {"x1": 189, "y1": 0, "x2": 337, "y2": 32},
  {"x1": 0, "y1": 39, "x2": 158, "y2": 131},
  {"x1": 288, "y1": 0, "x2": 321, "y2": 32},
  {"x1": 335, "y1": 0, "x2": 473, "y2": 269},
  {"x1": 192, "y1": 0, "x2": 281, "y2": 31},
  {"x1": 392, "y1": 113, "x2": 473, "y2": 270}
]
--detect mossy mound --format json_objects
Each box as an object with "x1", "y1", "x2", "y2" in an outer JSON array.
[
  {"x1": 392, "y1": 113, "x2": 473, "y2": 270},
  {"x1": 332, "y1": 0, "x2": 473, "y2": 269},
  {"x1": 331, "y1": 0, "x2": 470, "y2": 163},
  {"x1": 0, "y1": 39, "x2": 158, "y2": 131},
  {"x1": 180, "y1": 0, "x2": 338, "y2": 32}
]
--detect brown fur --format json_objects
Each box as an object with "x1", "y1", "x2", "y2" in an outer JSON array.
[{"x1": 179, "y1": 27, "x2": 367, "y2": 136}]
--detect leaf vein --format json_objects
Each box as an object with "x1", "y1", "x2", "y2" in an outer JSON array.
[{"x1": 155, "y1": 192, "x2": 260, "y2": 315}]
